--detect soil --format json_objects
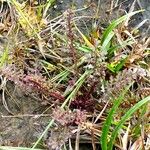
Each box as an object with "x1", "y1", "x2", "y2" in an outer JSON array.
[{"x1": 0, "y1": 0, "x2": 150, "y2": 149}]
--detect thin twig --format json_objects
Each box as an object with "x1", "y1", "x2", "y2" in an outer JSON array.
[
  {"x1": 1, "y1": 114, "x2": 51, "y2": 118},
  {"x1": 94, "y1": 101, "x2": 109, "y2": 123},
  {"x1": 75, "y1": 125, "x2": 81, "y2": 150}
]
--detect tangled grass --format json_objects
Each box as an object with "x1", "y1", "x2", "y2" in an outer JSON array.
[{"x1": 0, "y1": 0, "x2": 149, "y2": 150}]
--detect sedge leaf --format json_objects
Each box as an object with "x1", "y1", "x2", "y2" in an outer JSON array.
[
  {"x1": 100, "y1": 84, "x2": 132, "y2": 150},
  {"x1": 101, "y1": 10, "x2": 143, "y2": 51},
  {"x1": 108, "y1": 96, "x2": 150, "y2": 150}
]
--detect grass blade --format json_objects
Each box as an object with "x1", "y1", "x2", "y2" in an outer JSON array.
[
  {"x1": 0, "y1": 44, "x2": 9, "y2": 67},
  {"x1": 32, "y1": 70, "x2": 92, "y2": 149},
  {"x1": 101, "y1": 10, "x2": 143, "y2": 49},
  {"x1": 108, "y1": 96, "x2": 150, "y2": 150},
  {"x1": 76, "y1": 44, "x2": 93, "y2": 53},
  {"x1": 100, "y1": 84, "x2": 132, "y2": 150},
  {"x1": 43, "y1": 0, "x2": 56, "y2": 18},
  {"x1": 74, "y1": 23, "x2": 95, "y2": 49},
  {"x1": 61, "y1": 69, "x2": 92, "y2": 108},
  {"x1": 31, "y1": 119, "x2": 55, "y2": 149},
  {"x1": 101, "y1": 31, "x2": 114, "y2": 51}
]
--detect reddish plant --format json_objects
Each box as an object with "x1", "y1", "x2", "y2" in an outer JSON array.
[
  {"x1": 52, "y1": 107, "x2": 86, "y2": 126},
  {"x1": 22, "y1": 75, "x2": 65, "y2": 101},
  {"x1": 66, "y1": 9, "x2": 77, "y2": 67},
  {"x1": 70, "y1": 82, "x2": 98, "y2": 111}
]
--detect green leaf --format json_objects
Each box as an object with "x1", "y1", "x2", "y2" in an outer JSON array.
[
  {"x1": 77, "y1": 45, "x2": 93, "y2": 53},
  {"x1": 107, "y1": 38, "x2": 134, "y2": 57},
  {"x1": 108, "y1": 96, "x2": 150, "y2": 150},
  {"x1": 32, "y1": 70, "x2": 92, "y2": 149},
  {"x1": 0, "y1": 44, "x2": 9, "y2": 67},
  {"x1": 107, "y1": 64, "x2": 116, "y2": 73},
  {"x1": 101, "y1": 31, "x2": 114, "y2": 51},
  {"x1": 43, "y1": 0, "x2": 56, "y2": 18},
  {"x1": 101, "y1": 10, "x2": 143, "y2": 51},
  {"x1": 100, "y1": 84, "x2": 132, "y2": 150},
  {"x1": 115, "y1": 58, "x2": 127, "y2": 72},
  {"x1": 61, "y1": 69, "x2": 92, "y2": 108},
  {"x1": 74, "y1": 23, "x2": 95, "y2": 49},
  {"x1": 107, "y1": 58, "x2": 127, "y2": 73}
]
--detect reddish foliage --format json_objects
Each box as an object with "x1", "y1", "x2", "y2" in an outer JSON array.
[
  {"x1": 49, "y1": 92, "x2": 65, "y2": 101},
  {"x1": 52, "y1": 107, "x2": 86, "y2": 126},
  {"x1": 66, "y1": 9, "x2": 77, "y2": 65},
  {"x1": 70, "y1": 82, "x2": 98, "y2": 111},
  {"x1": 22, "y1": 75, "x2": 65, "y2": 101}
]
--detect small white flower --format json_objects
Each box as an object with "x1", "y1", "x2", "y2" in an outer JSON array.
[{"x1": 84, "y1": 64, "x2": 94, "y2": 69}]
